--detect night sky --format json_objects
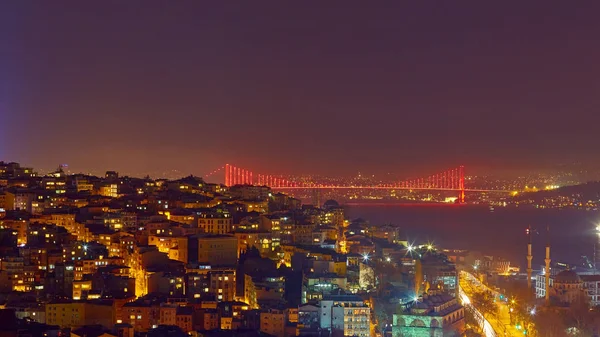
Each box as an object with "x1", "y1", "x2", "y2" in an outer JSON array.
[{"x1": 2, "y1": 2, "x2": 600, "y2": 178}]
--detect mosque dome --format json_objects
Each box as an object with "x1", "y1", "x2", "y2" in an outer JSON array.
[{"x1": 554, "y1": 270, "x2": 581, "y2": 283}]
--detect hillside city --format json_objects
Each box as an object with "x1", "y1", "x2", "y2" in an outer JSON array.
[
  {"x1": 2, "y1": 161, "x2": 600, "y2": 337},
  {"x1": 5, "y1": 2, "x2": 600, "y2": 336}
]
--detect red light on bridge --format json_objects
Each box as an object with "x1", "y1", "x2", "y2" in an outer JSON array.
[{"x1": 220, "y1": 164, "x2": 467, "y2": 203}]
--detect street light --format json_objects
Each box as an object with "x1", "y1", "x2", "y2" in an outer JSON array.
[
  {"x1": 362, "y1": 253, "x2": 370, "y2": 262},
  {"x1": 386, "y1": 257, "x2": 391, "y2": 262}
]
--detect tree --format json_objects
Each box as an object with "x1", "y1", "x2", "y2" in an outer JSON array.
[
  {"x1": 531, "y1": 295, "x2": 600, "y2": 337},
  {"x1": 471, "y1": 291, "x2": 497, "y2": 319},
  {"x1": 372, "y1": 296, "x2": 390, "y2": 329},
  {"x1": 563, "y1": 293, "x2": 600, "y2": 337},
  {"x1": 361, "y1": 266, "x2": 377, "y2": 291},
  {"x1": 464, "y1": 308, "x2": 481, "y2": 332},
  {"x1": 533, "y1": 308, "x2": 567, "y2": 337}
]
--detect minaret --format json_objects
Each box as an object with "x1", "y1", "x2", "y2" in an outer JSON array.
[
  {"x1": 312, "y1": 189, "x2": 322, "y2": 208},
  {"x1": 527, "y1": 225, "x2": 533, "y2": 290},
  {"x1": 544, "y1": 226, "x2": 551, "y2": 305},
  {"x1": 595, "y1": 226, "x2": 600, "y2": 273}
]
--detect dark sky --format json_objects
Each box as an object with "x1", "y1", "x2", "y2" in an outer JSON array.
[{"x1": 2, "y1": 2, "x2": 600, "y2": 178}]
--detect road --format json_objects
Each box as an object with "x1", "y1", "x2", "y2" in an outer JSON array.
[
  {"x1": 459, "y1": 285, "x2": 497, "y2": 337},
  {"x1": 460, "y1": 271, "x2": 526, "y2": 337}
]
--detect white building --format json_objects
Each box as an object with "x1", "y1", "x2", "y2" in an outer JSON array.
[
  {"x1": 319, "y1": 294, "x2": 370, "y2": 337},
  {"x1": 580, "y1": 275, "x2": 600, "y2": 307},
  {"x1": 536, "y1": 269, "x2": 600, "y2": 307},
  {"x1": 535, "y1": 268, "x2": 553, "y2": 299}
]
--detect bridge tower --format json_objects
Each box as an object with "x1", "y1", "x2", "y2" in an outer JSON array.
[
  {"x1": 225, "y1": 164, "x2": 231, "y2": 187},
  {"x1": 458, "y1": 165, "x2": 465, "y2": 203}
]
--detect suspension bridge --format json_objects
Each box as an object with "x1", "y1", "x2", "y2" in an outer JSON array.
[{"x1": 203, "y1": 164, "x2": 511, "y2": 203}]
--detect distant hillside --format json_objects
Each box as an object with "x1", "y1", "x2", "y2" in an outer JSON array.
[{"x1": 515, "y1": 181, "x2": 600, "y2": 200}]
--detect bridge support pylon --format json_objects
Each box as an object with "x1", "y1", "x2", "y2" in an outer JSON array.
[{"x1": 458, "y1": 165, "x2": 465, "y2": 203}]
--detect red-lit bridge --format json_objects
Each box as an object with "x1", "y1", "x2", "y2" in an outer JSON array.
[{"x1": 203, "y1": 165, "x2": 511, "y2": 203}]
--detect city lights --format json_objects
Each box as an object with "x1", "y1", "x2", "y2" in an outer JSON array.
[{"x1": 1, "y1": 4, "x2": 595, "y2": 337}]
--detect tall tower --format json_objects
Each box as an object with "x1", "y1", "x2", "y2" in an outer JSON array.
[
  {"x1": 225, "y1": 164, "x2": 230, "y2": 187},
  {"x1": 544, "y1": 226, "x2": 551, "y2": 305},
  {"x1": 458, "y1": 165, "x2": 465, "y2": 203},
  {"x1": 526, "y1": 225, "x2": 533, "y2": 290}
]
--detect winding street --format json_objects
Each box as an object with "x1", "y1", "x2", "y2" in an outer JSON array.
[
  {"x1": 459, "y1": 283, "x2": 497, "y2": 337},
  {"x1": 459, "y1": 271, "x2": 525, "y2": 337}
]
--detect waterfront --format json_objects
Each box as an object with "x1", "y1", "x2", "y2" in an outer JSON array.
[{"x1": 345, "y1": 204, "x2": 600, "y2": 268}]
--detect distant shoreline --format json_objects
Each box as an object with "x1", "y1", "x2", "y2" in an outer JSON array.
[{"x1": 343, "y1": 202, "x2": 472, "y2": 207}]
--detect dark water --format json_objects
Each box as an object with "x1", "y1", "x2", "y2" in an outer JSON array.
[{"x1": 345, "y1": 204, "x2": 600, "y2": 269}]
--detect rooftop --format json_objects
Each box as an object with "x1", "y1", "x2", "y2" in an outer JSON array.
[{"x1": 555, "y1": 270, "x2": 581, "y2": 283}]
